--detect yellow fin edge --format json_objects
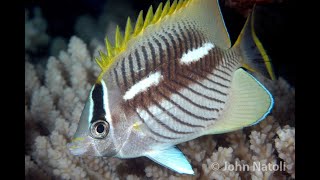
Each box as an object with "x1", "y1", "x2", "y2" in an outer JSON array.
[
  {"x1": 250, "y1": 13, "x2": 276, "y2": 80},
  {"x1": 235, "y1": 7, "x2": 276, "y2": 80},
  {"x1": 95, "y1": 0, "x2": 191, "y2": 82}
]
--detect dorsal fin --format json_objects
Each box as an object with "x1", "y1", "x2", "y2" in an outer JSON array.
[
  {"x1": 95, "y1": 0, "x2": 191, "y2": 82},
  {"x1": 95, "y1": 0, "x2": 231, "y2": 82}
]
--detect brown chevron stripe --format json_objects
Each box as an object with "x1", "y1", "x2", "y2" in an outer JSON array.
[
  {"x1": 165, "y1": 31, "x2": 178, "y2": 80},
  {"x1": 155, "y1": 88, "x2": 217, "y2": 121},
  {"x1": 185, "y1": 68, "x2": 230, "y2": 89},
  {"x1": 184, "y1": 24, "x2": 195, "y2": 50},
  {"x1": 171, "y1": 79, "x2": 225, "y2": 103},
  {"x1": 224, "y1": 50, "x2": 231, "y2": 61},
  {"x1": 142, "y1": 46, "x2": 149, "y2": 77},
  {"x1": 230, "y1": 59, "x2": 238, "y2": 68},
  {"x1": 221, "y1": 64, "x2": 233, "y2": 73},
  {"x1": 177, "y1": 22, "x2": 189, "y2": 54},
  {"x1": 204, "y1": 43, "x2": 211, "y2": 69},
  {"x1": 113, "y1": 67, "x2": 120, "y2": 87},
  {"x1": 172, "y1": 29, "x2": 181, "y2": 76},
  {"x1": 153, "y1": 37, "x2": 164, "y2": 69},
  {"x1": 160, "y1": 34, "x2": 173, "y2": 80},
  {"x1": 135, "y1": 49, "x2": 142, "y2": 80},
  {"x1": 192, "y1": 26, "x2": 206, "y2": 71},
  {"x1": 136, "y1": 111, "x2": 179, "y2": 140},
  {"x1": 215, "y1": 68, "x2": 232, "y2": 77},
  {"x1": 188, "y1": 22, "x2": 199, "y2": 48},
  {"x1": 109, "y1": 19, "x2": 243, "y2": 126},
  {"x1": 161, "y1": 82, "x2": 220, "y2": 111},
  {"x1": 187, "y1": 22, "x2": 202, "y2": 71},
  {"x1": 206, "y1": 70, "x2": 231, "y2": 83},
  {"x1": 223, "y1": 51, "x2": 238, "y2": 70},
  {"x1": 126, "y1": 45, "x2": 227, "y2": 118},
  {"x1": 121, "y1": 58, "x2": 128, "y2": 90},
  {"x1": 177, "y1": 72, "x2": 228, "y2": 96},
  {"x1": 143, "y1": 104, "x2": 194, "y2": 134},
  {"x1": 150, "y1": 94, "x2": 206, "y2": 128},
  {"x1": 173, "y1": 26, "x2": 185, "y2": 55},
  {"x1": 148, "y1": 42, "x2": 157, "y2": 70},
  {"x1": 128, "y1": 53, "x2": 135, "y2": 84}
]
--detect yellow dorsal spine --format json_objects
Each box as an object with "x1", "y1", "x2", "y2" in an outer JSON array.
[
  {"x1": 176, "y1": 0, "x2": 184, "y2": 11},
  {"x1": 134, "y1": 11, "x2": 144, "y2": 36},
  {"x1": 115, "y1": 25, "x2": 123, "y2": 48},
  {"x1": 95, "y1": 0, "x2": 191, "y2": 82},
  {"x1": 168, "y1": 0, "x2": 178, "y2": 15},
  {"x1": 124, "y1": 17, "x2": 133, "y2": 43},
  {"x1": 151, "y1": 2, "x2": 163, "y2": 24},
  {"x1": 95, "y1": 57, "x2": 101, "y2": 68},
  {"x1": 105, "y1": 37, "x2": 113, "y2": 57},
  {"x1": 143, "y1": 6, "x2": 154, "y2": 29},
  {"x1": 161, "y1": 0, "x2": 171, "y2": 19}
]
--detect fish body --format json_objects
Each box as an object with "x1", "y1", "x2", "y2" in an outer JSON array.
[{"x1": 68, "y1": 0, "x2": 275, "y2": 174}]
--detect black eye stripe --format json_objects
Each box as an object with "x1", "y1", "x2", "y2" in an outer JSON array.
[{"x1": 91, "y1": 83, "x2": 106, "y2": 123}]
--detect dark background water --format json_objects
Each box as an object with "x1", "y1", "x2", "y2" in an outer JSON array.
[{"x1": 25, "y1": 0, "x2": 294, "y2": 86}]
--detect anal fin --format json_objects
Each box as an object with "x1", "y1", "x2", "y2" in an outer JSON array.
[
  {"x1": 205, "y1": 68, "x2": 273, "y2": 134},
  {"x1": 146, "y1": 147, "x2": 194, "y2": 175}
]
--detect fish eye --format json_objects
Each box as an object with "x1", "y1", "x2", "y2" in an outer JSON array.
[{"x1": 90, "y1": 120, "x2": 109, "y2": 139}]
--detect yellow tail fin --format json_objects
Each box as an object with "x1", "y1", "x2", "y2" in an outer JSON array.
[{"x1": 234, "y1": 6, "x2": 276, "y2": 80}]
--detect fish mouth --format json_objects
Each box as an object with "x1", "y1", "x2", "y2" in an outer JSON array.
[{"x1": 67, "y1": 137, "x2": 92, "y2": 156}]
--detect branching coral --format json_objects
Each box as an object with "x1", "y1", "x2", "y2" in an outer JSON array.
[
  {"x1": 201, "y1": 147, "x2": 240, "y2": 180},
  {"x1": 275, "y1": 126, "x2": 295, "y2": 178},
  {"x1": 26, "y1": 36, "x2": 122, "y2": 179},
  {"x1": 25, "y1": 3, "x2": 294, "y2": 180}
]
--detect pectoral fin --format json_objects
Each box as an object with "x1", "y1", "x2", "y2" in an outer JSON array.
[
  {"x1": 146, "y1": 147, "x2": 194, "y2": 175},
  {"x1": 204, "y1": 68, "x2": 273, "y2": 134}
]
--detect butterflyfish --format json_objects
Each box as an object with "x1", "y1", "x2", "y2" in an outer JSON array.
[{"x1": 68, "y1": 0, "x2": 275, "y2": 174}]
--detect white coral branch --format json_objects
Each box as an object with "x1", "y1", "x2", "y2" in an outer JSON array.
[
  {"x1": 275, "y1": 126, "x2": 295, "y2": 178},
  {"x1": 201, "y1": 147, "x2": 240, "y2": 180}
]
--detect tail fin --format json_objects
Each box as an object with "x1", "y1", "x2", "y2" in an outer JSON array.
[{"x1": 234, "y1": 6, "x2": 276, "y2": 80}]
